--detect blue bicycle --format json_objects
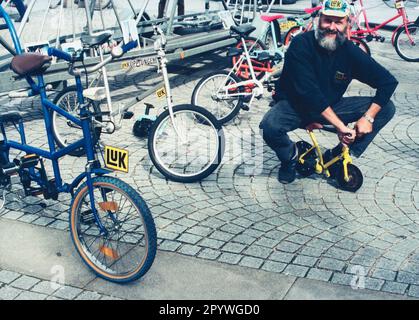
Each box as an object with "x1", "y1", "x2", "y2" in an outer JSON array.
[{"x1": 0, "y1": 6, "x2": 157, "y2": 283}]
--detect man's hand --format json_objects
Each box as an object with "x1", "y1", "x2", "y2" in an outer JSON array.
[
  {"x1": 355, "y1": 116, "x2": 373, "y2": 138},
  {"x1": 337, "y1": 126, "x2": 356, "y2": 145}
]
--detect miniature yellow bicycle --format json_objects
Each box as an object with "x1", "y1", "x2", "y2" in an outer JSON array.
[{"x1": 296, "y1": 122, "x2": 363, "y2": 192}]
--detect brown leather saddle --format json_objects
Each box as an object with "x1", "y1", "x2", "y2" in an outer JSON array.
[{"x1": 10, "y1": 53, "x2": 52, "y2": 77}]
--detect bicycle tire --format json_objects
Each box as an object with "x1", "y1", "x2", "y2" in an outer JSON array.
[
  {"x1": 52, "y1": 86, "x2": 103, "y2": 157},
  {"x1": 350, "y1": 36, "x2": 371, "y2": 56},
  {"x1": 394, "y1": 23, "x2": 419, "y2": 62},
  {"x1": 148, "y1": 104, "x2": 225, "y2": 183},
  {"x1": 191, "y1": 71, "x2": 244, "y2": 124},
  {"x1": 70, "y1": 176, "x2": 157, "y2": 283},
  {"x1": 232, "y1": 36, "x2": 269, "y2": 80}
]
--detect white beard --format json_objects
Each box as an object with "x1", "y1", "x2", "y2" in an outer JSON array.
[{"x1": 314, "y1": 22, "x2": 347, "y2": 51}]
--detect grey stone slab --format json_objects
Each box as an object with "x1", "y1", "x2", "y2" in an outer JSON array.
[
  {"x1": 217, "y1": 253, "x2": 243, "y2": 265},
  {"x1": 197, "y1": 248, "x2": 221, "y2": 261},
  {"x1": 293, "y1": 255, "x2": 318, "y2": 268},
  {"x1": 31, "y1": 280, "x2": 58, "y2": 296},
  {"x1": 381, "y1": 281, "x2": 409, "y2": 295},
  {"x1": 239, "y1": 256, "x2": 264, "y2": 269},
  {"x1": 306, "y1": 268, "x2": 333, "y2": 282},
  {"x1": 10, "y1": 275, "x2": 40, "y2": 290},
  {"x1": 176, "y1": 233, "x2": 202, "y2": 245},
  {"x1": 158, "y1": 240, "x2": 182, "y2": 252},
  {"x1": 318, "y1": 258, "x2": 347, "y2": 272},
  {"x1": 283, "y1": 264, "x2": 309, "y2": 278},
  {"x1": 221, "y1": 242, "x2": 247, "y2": 254},
  {"x1": 75, "y1": 291, "x2": 103, "y2": 300},
  {"x1": 269, "y1": 251, "x2": 295, "y2": 264},
  {"x1": 198, "y1": 238, "x2": 225, "y2": 250},
  {"x1": 0, "y1": 270, "x2": 21, "y2": 284},
  {"x1": 53, "y1": 286, "x2": 84, "y2": 300},
  {"x1": 15, "y1": 291, "x2": 47, "y2": 300},
  {"x1": 0, "y1": 286, "x2": 23, "y2": 300},
  {"x1": 244, "y1": 245, "x2": 272, "y2": 259},
  {"x1": 178, "y1": 244, "x2": 202, "y2": 256},
  {"x1": 275, "y1": 241, "x2": 301, "y2": 253}
]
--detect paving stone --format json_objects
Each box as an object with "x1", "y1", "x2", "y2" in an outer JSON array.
[
  {"x1": 53, "y1": 286, "x2": 83, "y2": 300},
  {"x1": 10, "y1": 275, "x2": 40, "y2": 290},
  {"x1": 178, "y1": 244, "x2": 201, "y2": 256},
  {"x1": 0, "y1": 286, "x2": 23, "y2": 299},
  {"x1": 283, "y1": 265, "x2": 309, "y2": 277},
  {"x1": 198, "y1": 238, "x2": 225, "y2": 250},
  {"x1": 176, "y1": 233, "x2": 202, "y2": 245},
  {"x1": 269, "y1": 251, "x2": 295, "y2": 264},
  {"x1": 275, "y1": 241, "x2": 301, "y2": 253},
  {"x1": 397, "y1": 271, "x2": 419, "y2": 285},
  {"x1": 371, "y1": 268, "x2": 397, "y2": 281},
  {"x1": 331, "y1": 273, "x2": 353, "y2": 286},
  {"x1": 243, "y1": 245, "x2": 272, "y2": 259},
  {"x1": 221, "y1": 242, "x2": 247, "y2": 254},
  {"x1": 239, "y1": 256, "x2": 264, "y2": 269},
  {"x1": 293, "y1": 255, "x2": 318, "y2": 267},
  {"x1": 15, "y1": 291, "x2": 47, "y2": 300},
  {"x1": 197, "y1": 248, "x2": 221, "y2": 261},
  {"x1": 381, "y1": 281, "x2": 408, "y2": 295},
  {"x1": 318, "y1": 258, "x2": 347, "y2": 272},
  {"x1": 0, "y1": 270, "x2": 21, "y2": 284},
  {"x1": 31, "y1": 281, "x2": 58, "y2": 296},
  {"x1": 158, "y1": 240, "x2": 182, "y2": 252},
  {"x1": 306, "y1": 268, "x2": 333, "y2": 282},
  {"x1": 232, "y1": 234, "x2": 256, "y2": 245},
  {"x1": 218, "y1": 253, "x2": 243, "y2": 265},
  {"x1": 408, "y1": 285, "x2": 419, "y2": 298},
  {"x1": 261, "y1": 261, "x2": 287, "y2": 273}
]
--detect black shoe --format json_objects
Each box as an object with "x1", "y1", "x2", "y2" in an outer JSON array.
[
  {"x1": 278, "y1": 145, "x2": 298, "y2": 184},
  {"x1": 322, "y1": 145, "x2": 343, "y2": 179}
]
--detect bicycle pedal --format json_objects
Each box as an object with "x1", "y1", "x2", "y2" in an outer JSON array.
[
  {"x1": 122, "y1": 111, "x2": 134, "y2": 119},
  {"x1": 27, "y1": 187, "x2": 43, "y2": 197},
  {"x1": 241, "y1": 104, "x2": 250, "y2": 111}
]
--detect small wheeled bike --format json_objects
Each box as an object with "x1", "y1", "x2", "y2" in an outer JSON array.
[{"x1": 295, "y1": 122, "x2": 363, "y2": 192}]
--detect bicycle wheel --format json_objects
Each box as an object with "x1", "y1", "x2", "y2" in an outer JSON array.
[
  {"x1": 148, "y1": 104, "x2": 224, "y2": 183},
  {"x1": 350, "y1": 36, "x2": 371, "y2": 56},
  {"x1": 52, "y1": 86, "x2": 102, "y2": 156},
  {"x1": 70, "y1": 176, "x2": 157, "y2": 283},
  {"x1": 336, "y1": 163, "x2": 363, "y2": 192},
  {"x1": 394, "y1": 23, "x2": 419, "y2": 62},
  {"x1": 233, "y1": 37, "x2": 269, "y2": 80},
  {"x1": 191, "y1": 71, "x2": 244, "y2": 124}
]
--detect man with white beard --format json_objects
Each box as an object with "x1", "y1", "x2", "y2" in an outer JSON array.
[{"x1": 259, "y1": 0, "x2": 398, "y2": 184}]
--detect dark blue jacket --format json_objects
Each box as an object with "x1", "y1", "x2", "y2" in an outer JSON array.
[{"x1": 276, "y1": 31, "x2": 398, "y2": 118}]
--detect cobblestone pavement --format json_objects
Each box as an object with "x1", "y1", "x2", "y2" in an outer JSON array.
[
  {"x1": 0, "y1": 28, "x2": 418, "y2": 299},
  {"x1": 0, "y1": 268, "x2": 123, "y2": 300}
]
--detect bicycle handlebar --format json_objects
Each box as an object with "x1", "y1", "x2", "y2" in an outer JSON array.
[{"x1": 47, "y1": 47, "x2": 73, "y2": 62}]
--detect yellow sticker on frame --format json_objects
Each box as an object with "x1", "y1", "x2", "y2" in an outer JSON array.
[
  {"x1": 156, "y1": 87, "x2": 166, "y2": 99},
  {"x1": 105, "y1": 146, "x2": 129, "y2": 173},
  {"x1": 280, "y1": 21, "x2": 298, "y2": 31}
]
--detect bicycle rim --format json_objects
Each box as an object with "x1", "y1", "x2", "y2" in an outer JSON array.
[
  {"x1": 194, "y1": 73, "x2": 242, "y2": 122},
  {"x1": 395, "y1": 25, "x2": 419, "y2": 61},
  {"x1": 53, "y1": 90, "x2": 84, "y2": 147},
  {"x1": 71, "y1": 179, "x2": 152, "y2": 281},
  {"x1": 152, "y1": 109, "x2": 221, "y2": 179}
]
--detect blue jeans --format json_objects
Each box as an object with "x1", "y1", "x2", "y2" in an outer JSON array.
[{"x1": 259, "y1": 97, "x2": 396, "y2": 162}]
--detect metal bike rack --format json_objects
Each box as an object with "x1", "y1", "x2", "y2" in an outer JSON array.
[{"x1": 0, "y1": 0, "x2": 239, "y2": 94}]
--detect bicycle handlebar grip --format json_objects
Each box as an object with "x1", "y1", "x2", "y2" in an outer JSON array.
[
  {"x1": 47, "y1": 47, "x2": 72, "y2": 62},
  {"x1": 121, "y1": 40, "x2": 138, "y2": 54}
]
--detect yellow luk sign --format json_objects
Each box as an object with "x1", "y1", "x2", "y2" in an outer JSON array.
[{"x1": 105, "y1": 146, "x2": 129, "y2": 173}]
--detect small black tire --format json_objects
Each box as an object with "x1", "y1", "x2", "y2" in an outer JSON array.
[{"x1": 336, "y1": 163, "x2": 363, "y2": 192}]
